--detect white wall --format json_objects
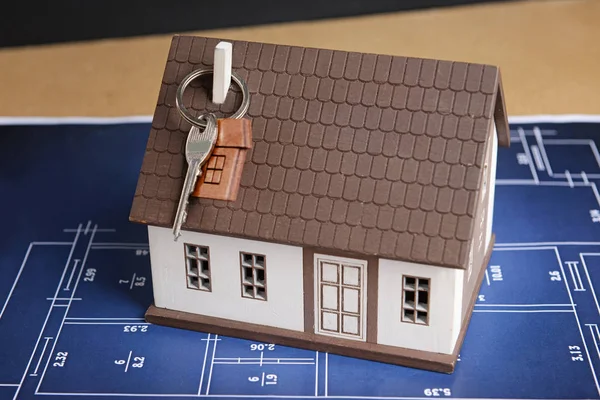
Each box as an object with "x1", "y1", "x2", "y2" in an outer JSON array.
[
  {"x1": 377, "y1": 259, "x2": 464, "y2": 354},
  {"x1": 486, "y1": 124, "x2": 499, "y2": 245},
  {"x1": 147, "y1": 226, "x2": 305, "y2": 332}
]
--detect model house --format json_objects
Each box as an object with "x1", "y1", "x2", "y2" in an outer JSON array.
[{"x1": 129, "y1": 35, "x2": 510, "y2": 373}]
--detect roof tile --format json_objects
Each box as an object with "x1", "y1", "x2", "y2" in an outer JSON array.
[
  {"x1": 362, "y1": 82, "x2": 378, "y2": 107},
  {"x1": 331, "y1": 199, "x2": 349, "y2": 224},
  {"x1": 394, "y1": 232, "x2": 414, "y2": 258},
  {"x1": 342, "y1": 175, "x2": 361, "y2": 201},
  {"x1": 391, "y1": 86, "x2": 409, "y2": 110},
  {"x1": 373, "y1": 180, "x2": 391, "y2": 205},
  {"x1": 329, "y1": 51, "x2": 347, "y2": 79},
  {"x1": 300, "y1": 196, "x2": 318, "y2": 220},
  {"x1": 407, "y1": 87, "x2": 425, "y2": 111},
  {"x1": 328, "y1": 174, "x2": 345, "y2": 199},
  {"x1": 348, "y1": 226, "x2": 367, "y2": 253},
  {"x1": 273, "y1": 215, "x2": 291, "y2": 241},
  {"x1": 365, "y1": 108, "x2": 382, "y2": 130},
  {"x1": 318, "y1": 222, "x2": 336, "y2": 249},
  {"x1": 315, "y1": 49, "x2": 333, "y2": 78},
  {"x1": 316, "y1": 197, "x2": 334, "y2": 222},
  {"x1": 449, "y1": 164, "x2": 466, "y2": 189},
  {"x1": 376, "y1": 83, "x2": 393, "y2": 108},
  {"x1": 481, "y1": 65, "x2": 498, "y2": 94},
  {"x1": 286, "y1": 47, "x2": 303, "y2": 74},
  {"x1": 359, "y1": 53, "x2": 377, "y2": 82},
  {"x1": 371, "y1": 157, "x2": 388, "y2": 180},
  {"x1": 413, "y1": 135, "x2": 430, "y2": 161},
  {"x1": 358, "y1": 179, "x2": 375, "y2": 203},
  {"x1": 289, "y1": 74, "x2": 305, "y2": 98},
  {"x1": 303, "y1": 76, "x2": 319, "y2": 100},
  {"x1": 341, "y1": 152, "x2": 358, "y2": 175},
  {"x1": 325, "y1": 151, "x2": 342, "y2": 174},
  {"x1": 392, "y1": 207, "x2": 410, "y2": 232},
  {"x1": 379, "y1": 231, "x2": 397, "y2": 257},
  {"x1": 333, "y1": 224, "x2": 351, "y2": 250},
  {"x1": 438, "y1": 90, "x2": 454, "y2": 114},
  {"x1": 374, "y1": 55, "x2": 392, "y2": 83},
  {"x1": 301, "y1": 48, "x2": 318, "y2": 75},
  {"x1": 258, "y1": 44, "x2": 276, "y2": 71},
  {"x1": 272, "y1": 45, "x2": 290, "y2": 72},
  {"x1": 337, "y1": 127, "x2": 353, "y2": 152},
  {"x1": 335, "y1": 103, "x2": 352, "y2": 127},
  {"x1": 320, "y1": 102, "x2": 336, "y2": 125},
  {"x1": 362, "y1": 204, "x2": 379, "y2": 228},
  {"x1": 436, "y1": 186, "x2": 454, "y2": 213},
  {"x1": 386, "y1": 157, "x2": 403, "y2": 181},
  {"x1": 312, "y1": 172, "x2": 331, "y2": 197},
  {"x1": 389, "y1": 56, "x2": 407, "y2": 84},
  {"x1": 332, "y1": 79, "x2": 349, "y2": 103},
  {"x1": 395, "y1": 109, "x2": 411, "y2": 133},
  {"x1": 420, "y1": 185, "x2": 438, "y2": 212},
  {"x1": 288, "y1": 218, "x2": 306, "y2": 243},
  {"x1": 346, "y1": 202, "x2": 363, "y2": 226},
  {"x1": 344, "y1": 52, "x2": 362, "y2": 81}
]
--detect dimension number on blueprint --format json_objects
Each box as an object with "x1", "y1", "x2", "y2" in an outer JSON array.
[{"x1": 424, "y1": 388, "x2": 451, "y2": 397}]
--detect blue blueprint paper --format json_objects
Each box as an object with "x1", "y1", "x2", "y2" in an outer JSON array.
[{"x1": 1, "y1": 115, "x2": 600, "y2": 400}]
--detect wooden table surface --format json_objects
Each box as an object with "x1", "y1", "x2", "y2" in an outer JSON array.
[{"x1": 0, "y1": 0, "x2": 597, "y2": 117}]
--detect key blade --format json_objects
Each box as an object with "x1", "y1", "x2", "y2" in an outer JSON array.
[{"x1": 172, "y1": 158, "x2": 202, "y2": 241}]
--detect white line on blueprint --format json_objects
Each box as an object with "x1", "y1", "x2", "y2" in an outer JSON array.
[
  {"x1": 496, "y1": 242, "x2": 600, "y2": 247},
  {"x1": 315, "y1": 351, "x2": 319, "y2": 397},
  {"x1": 495, "y1": 180, "x2": 590, "y2": 187},
  {"x1": 206, "y1": 334, "x2": 219, "y2": 395},
  {"x1": 556, "y1": 247, "x2": 600, "y2": 396},
  {"x1": 30, "y1": 337, "x2": 53, "y2": 376},
  {"x1": 325, "y1": 353, "x2": 329, "y2": 397},
  {"x1": 533, "y1": 126, "x2": 553, "y2": 174},
  {"x1": 484, "y1": 270, "x2": 491, "y2": 286},
  {"x1": 63, "y1": 259, "x2": 80, "y2": 291},
  {"x1": 130, "y1": 274, "x2": 137, "y2": 290},
  {"x1": 64, "y1": 228, "x2": 116, "y2": 232},
  {"x1": 12, "y1": 225, "x2": 83, "y2": 400},
  {"x1": 583, "y1": 171, "x2": 590, "y2": 185},
  {"x1": 475, "y1": 304, "x2": 574, "y2": 307},
  {"x1": 518, "y1": 127, "x2": 539, "y2": 184},
  {"x1": 36, "y1": 225, "x2": 97, "y2": 395},
  {"x1": 580, "y1": 254, "x2": 600, "y2": 317},
  {"x1": 587, "y1": 325, "x2": 600, "y2": 361},
  {"x1": 65, "y1": 317, "x2": 145, "y2": 321},
  {"x1": 0, "y1": 384, "x2": 19, "y2": 387},
  {"x1": 473, "y1": 310, "x2": 573, "y2": 313},
  {"x1": 84, "y1": 221, "x2": 92, "y2": 235},
  {"x1": 64, "y1": 322, "x2": 150, "y2": 325},
  {"x1": 590, "y1": 183, "x2": 600, "y2": 208},
  {"x1": 530, "y1": 145, "x2": 545, "y2": 171},
  {"x1": 47, "y1": 298, "x2": 82, "y2": 301},
  {"x1": 565, "y1": 170, "x2": 574, "y2": 187},
  {"x1": 124, "y1": 351, "x2": 133, "y2": 373},
  {"x1": 198, "y1": 334, "x2": 211, "y2": 396},
  {"x1": 92, "y1": 243, "x2": 149, "y2": 247}
]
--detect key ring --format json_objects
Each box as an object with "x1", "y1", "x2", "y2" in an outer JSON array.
[{"x1": 175, "y1": 67, "x2": 250, "y2": 128}]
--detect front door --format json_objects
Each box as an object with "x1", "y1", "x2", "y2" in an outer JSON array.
[{"x1": 314, "y1": 254, "x2": 367, "y2": 341}]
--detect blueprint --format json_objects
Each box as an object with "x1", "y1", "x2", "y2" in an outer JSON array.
[{"x1": 1, "y1": 115, "x2": 600, "y2": 399}]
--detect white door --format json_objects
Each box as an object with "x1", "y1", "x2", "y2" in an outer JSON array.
[{"x1": 314, "y1": 254, "x2": 367, "y2": 341}]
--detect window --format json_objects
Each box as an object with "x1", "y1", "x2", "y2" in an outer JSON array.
[
  {"x1": 184, "y1": 244, "x2": 211, "y2": 291},
  {"x1": 240, "y1": 252, "x2": 267, "y2": 300},
  {"x1": 401, "y1": 276, "x2": 430, "y2": 325},
  {"x1": 204, "y1": 155, "x2": 226, "y2": 184}
]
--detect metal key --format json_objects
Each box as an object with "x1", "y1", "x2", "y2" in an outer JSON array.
[{"x1": 172, "y1": 113, "x2": 218, "y2": 240}]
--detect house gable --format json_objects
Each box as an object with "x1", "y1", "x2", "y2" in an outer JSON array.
[{"x1": 129, "y1": 35, "x2": 510, "y2": 269}]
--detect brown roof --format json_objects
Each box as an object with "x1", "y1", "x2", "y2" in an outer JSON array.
[{"x1": 129, "y1": 35, "x2": 510, "y2": 269}]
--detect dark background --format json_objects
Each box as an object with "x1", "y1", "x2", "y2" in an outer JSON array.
[{"x1": 0, "y1": 0, "x2": 518, "y2": 48}]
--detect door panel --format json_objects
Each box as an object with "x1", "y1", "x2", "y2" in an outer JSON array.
[{"x1": 314, "y1": 254, "x2": 367, "y2": 341}]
